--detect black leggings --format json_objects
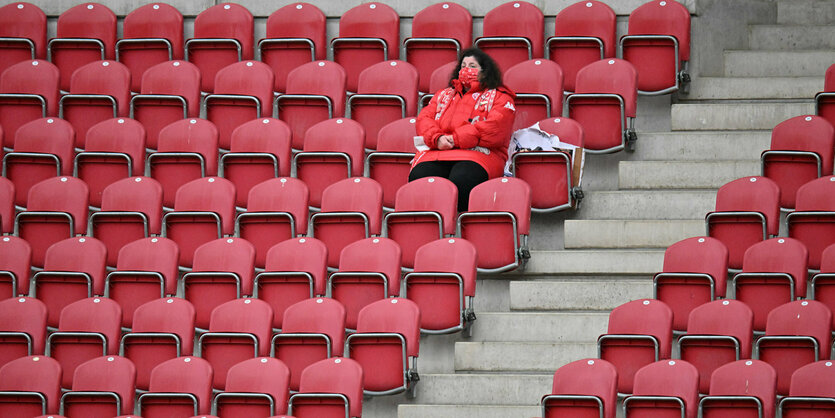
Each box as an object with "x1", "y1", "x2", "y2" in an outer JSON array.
[{"x1": 409, "y1": 160, "x2": 489, "y2": 212}]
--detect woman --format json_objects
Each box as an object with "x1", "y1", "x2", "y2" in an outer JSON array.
[{"x1": 410, "y1": 47, "x2": 516, "y2": 212}]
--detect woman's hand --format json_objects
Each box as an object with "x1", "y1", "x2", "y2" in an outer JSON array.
[{"x1": 437, "y1": 134, "x2": 455, "y2": 150}]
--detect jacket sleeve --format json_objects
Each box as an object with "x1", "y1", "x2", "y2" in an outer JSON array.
[
  {"x1": 415, "y1": 91, "x2": 445, "y2": 149},
  {"x1": 453, "y1": 91, "x2": 516, "y2": 150}
]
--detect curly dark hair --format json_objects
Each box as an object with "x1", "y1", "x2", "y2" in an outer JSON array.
[{"x1": 448, "y1": 47, "x2": 503, "y2": 90}]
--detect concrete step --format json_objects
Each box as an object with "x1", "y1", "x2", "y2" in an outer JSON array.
[
  {"x1": 574, "y1": 190, "x2": 716, "y2": 220},
  {"x1": 398, "y1": 404, "x2": 541, "y2": 418},
  {"x1": 777, "y1": 0, "x2": 835, "y2": 25},
  {"x1": 564, "y1": 219, "x2": 705, "y2": 249},
  {"x1": 671, "y1": 102, "x2": 814, "y2": 131},
  {"x1": 399, "y1": 373, "x2": 551, "y2": 406},
  {"x1": 509, "y1": 279, "x2": 652, "y2": 311},
  {"x1": 526, "y1": 250, "x2": 664, "y2": 275},
  {"x1": 724, "y1": 50, "x2": 835, "y2": 77},
  {"x1": 470, "y1": 312, "x2": 609, "y2": 342},
  {"x1": 750, "y1": 25, "x2": 835, "y2": 50},
  {"x1": 687, "y1": 76, "x2": 821, "y2": 100},
  {"x1": 632, "y1": 131, "x2": 771, "y2": 161},
  {"x1": 456, "y1": 341, "x2": 598, "y2": 372},
  {"x1": 619, "y1": 160, "x2": 760, "y2": 189}
]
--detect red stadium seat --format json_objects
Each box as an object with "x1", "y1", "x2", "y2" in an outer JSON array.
[
  {"x1": 541, "y1": 358, "x2": 618, "y2": 418},
  {"x1": 59, "y1": 60, "x2": 130, "y2": 149},
  {"x1": 503, "y1": 59, "x2": 564, "y2": 132},
  {"x1": 204, "y1": 60, "x2": 275, "y2": 150},
  {"x1": 186, "y1": 3, "x2": 253, "y2": 93},
  {"x1": 364, "y1": 117, "x2": 418, "y2": 210},
  {"x1": 60, "y1": 355, "x2": 136, "y2": 417},
  {"x1": 131, "y1": 60, "x2": 201, "y2": 150},
  {"x1": 778, "y1": 360, "x2": 835, "y2": 418},
  {"x1": 5, "y1": 117, "x2": 75, "y2": 208},
  {"x1": 0, "y1": 297, "x2": 47, "y2": 369},
  {"x1": 475, "y1": 1, "x2": 544, "y2": 74},
  {"x1": 222, "y1": 118, "x2": 292, "y2": 208},
  {"x1": 149, "y1": 118, "x2": 219, "y2": 208},
  {"x1": 812, "y1": 242, "x2": 835, "y2": 329},
  {"x1": 117, "y1": 3, "x2": 184, "y2": 92},
  {"x1": 260, "y1": 3, "x2": 326, "y2": 93},
  {"x1": 0, "y1": 59, "x2": 59, "y2": 149},
  {"x1": 815, "y1": 63, "x2": 835, "y2": 128},
  {"x1": 404, "y1": 2, "x2": 472, "y2": 93},
  {"x1": 213, "y1": 357, "x2": 291, "y2": 417},
  {"x1": 0, "y1": 355, "x2": 62, "y2": 416},
  {"x1": 0, "y1": 235, "x2": 32, "y2": 297},
  {"x1": 0, "y1": 2, "x2": 46, "y2": 75},
  {"x1": 789, "y1": 176, "x2": 835, "y2": 270},
  {"x1": 698, "y1": 359, "x2": 776, "y2": 418},
  {"x1": 288, "y1": 357, "x2": 363, "y2": 418},
  {"x1": 138, "y1": 356, "x2": 213, "y2": 417},
  {"x1": 623, "y1": 360, "x2": 699, "y2": 418},
  {"x1": 331, "y1": 2, "x2": 400, "y2": 92},
  {"x1": 547, "y1": 1, "x2": 616, "y2": 92},
  {"x1": 48, "y1": 3, "x2": 117, "y2": 91}
]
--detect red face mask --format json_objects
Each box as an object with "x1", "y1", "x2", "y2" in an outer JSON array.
[{"x1": 458, "y1": 66, "x2": 480, "y2": 87}]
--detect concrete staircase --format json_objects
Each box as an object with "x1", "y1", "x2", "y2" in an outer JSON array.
[{"x1": 353, "y1": 1, "x2": 832, "y2": 417}]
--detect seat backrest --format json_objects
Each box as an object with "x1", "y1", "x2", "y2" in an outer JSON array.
[
  {"x1": 574, "y1": 58, "x2": 639, "y2": 118},
  {"x1": 302, "y1": 118, "x2": 366, "y2": 177},
  {"x1": 101, "y1": 176, "x2": 163, "y2": 235},
  {"x1": 357, "y1": 60, "x2": 419, "y2": 117},
  {"x1": 246, "y1": 177, "x2": 310, "y2": 237},
  {"x1": 56, "y1": 3, "x2": 117, "y2": 59},
  {"x1": 554, "y1": 0, "x2": 616, "y2": 58},
  {"x1": 607, "y1": 299, "x2": 673, "y2": 358},
  {"x1": 84, "y1": 118, "x2": 147, "y2": 176},
  {"x1": 225, "y1": 357, "x2": 291, "y2": 414},
  {"x1": 412, "y1": 238, "x2": 478, "y2": 298},
  {"x1": 795, "y1": 175, "x2": 835, "y2": 211},
  {"x1": 147, "y1": 356, "x2": 213, "y2": 413},
  {"x1": 376, "y1": 117, "x2": 418, "y2": 153},
  {"x1": 0, "y1": 59, "x2": 60, "y2": 116},
  {"x1": 550, "y1": 358, "x2": 618, "y2": 418},
  {"x1": 14, "y1": 117, "x2": 75, "y2": 177},
  {"x1": 122, "y1": 3, "x2": 184, "y2": 59},
  {"x1": 411, "y1": 2, "x2": 472, "y2": 49},
  {"x1": 140, "y1": 60, "x2": 201, "y2": 117},
  {"x1": 765, "y1": 300, "x2": 833, "y2": 359},
  {"x1": 281, "y1": 298, "x2": 346, "y2": 357},
  {"x1": 68, "y1": 60, "x2": 131, "y2": 116},
  {"x1": 297, "y1": 357, "x2": 364, "y2": 418},
  {"x1": 0, "y1": 236, "x2": 32, "y2": 296},
  {"x1": 71, "y1": 355, "x2": 137, "y2": 414},
  {"x1": 826, "y1": 63, "x2": 835, "y2": 93},
  {"x1": 504, "y1": 59, "x2": 564, "y2": 118},
  {"x1": 58, "y1": 297, "x2": 122, "y2": 354},
  {"x1": 482, "y1": 1, "x2": 544, "y2": 58},
  {"x1": 394, "y1": 176, "x2": 458, "y2": 236},
  {"x1": 663, "y1": 236, "x2": 729, "y2": 297},
  {"x1": 687, "y1": 299, "x2": 754, "y2": 358},
  {"x1": 714, "y1": 176, "x2": 781, "y2": 236},
  {"x1": 339, "y1": 2, "x2": 400, "y2": 60},
  {"x1": 192, "y1": 238, "x2": 255, "y2": 296},
  {"x1": 357, "y1": 297, "x2": 421, "y2": 357},
  {"x1": 708, "y1": 359, "x2": 776, "y2": 418},
  {"x1": 0, "y1": 297, "x2": 47, "y2": 355},
  {"x1": 131, "y1": 297, "x2": 196, "y2": 355},
  {"x1": 536, "y1": 117, "x2": 585, "y2": 148},
  {"x1": 821, "y1": 242, "x2": 835, "y2": 273},
  {"x1": 173, "y1": 177, "x2": 236, "y2": 236},
  {"x1": 157, "y1": 118, "x2": 219, "y2": 176},
  {"x1": 633, "y1": 360, "x2": 699, "y2": 417},
  {"x1": 229, "y1": 117, "x2": 292, "y2": 178},
  {"x1": 627, "y1": 0, "x2": 691, "y2": 62},
  {"x1": 117, "y1": 237, "x2": 179, "y2": 298},
  {"x1": 208, "y1": 298, "x2": 273, "y2": 356},
  {"x1": 266, "y1": 2, "x2": 327, "y2": 61},
  {"x1": 0, "y1": 355, "x2": 62, "y2": 414},
  {"x1": 44, "y1": 237, "x2": 107, "y2": 294},
  {"x1": 428, "y1": 61, "x2": 458, "y2": 94},
  {"x1": 0, "y1": 2, "x2": 46, "y2": 60},
  {"x1": 338, "y1": 237, "x2": 401, "y2": 297},
  {"x1": 264, "y1": 237, "x2": 328, "y2": 297},
  {"x1": 285, "y1": 60, "x2": 348, "y2": 118},
  {"x1": 467, "y1": 177, "x2": 532, "y2": 235},
  {"x1": 193, "y1": 3, "x2": 254, "y2": 60},
  {"x1": 788, "y1": 360, "x2": 835, "y2": 397},
  {"x1": 744, "y1": 237, "x2": 809, "y2": 298},
  {"x1": 770, "y1": 115, "x2": 835, "y2": 176},
  {"x1": 320, "y1": 177, "x2": 383, "y2": 233},
  {"x1": 27, "y1": 176, "x2": 89, "y2": 235},
  {"x1": 213, "y1": 60, "x2": 275, "y2": 117}
]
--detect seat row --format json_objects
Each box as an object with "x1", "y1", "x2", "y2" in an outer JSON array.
[
  {"x1": 541, "y1": 357, "x2": 835, "y2": 418},
  {"x1": 0, "y1": 0, "x2": 691, "y2": 97}
]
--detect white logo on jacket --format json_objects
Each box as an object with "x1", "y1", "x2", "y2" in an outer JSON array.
[{"x1": 504, "y1": 101, "x2": 516, "y2": 112}]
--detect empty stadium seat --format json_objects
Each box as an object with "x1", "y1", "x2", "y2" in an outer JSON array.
[
  {"x1": 0, "y1": 2, "x2": 46, "y2": 76},
  {"x1": 59, "y1": 60, "x2": 130, "y2": 149},
  {"x1": 777, "y1": 360, "x2": 835, "y2": 418},
  {"x1": 815, "y1": 63, "x2": 835, "y2": 128},
  {"x1": 475, "y1": 1, "x2": 544, "y2": 74},
  {"x1": 598, "y1": 299, "x2": 673, "y2": 394},
  {"x1": 254, "y1": 237, "x2": 328, "y2": 329},
  {"x1": 137, "y1": 356, "x2": 214, "y2": 417},
  {"x1": 288, "y1": 357, "x2": 364, "y2": 418},
  {"x1": 698, "y1": 359, "x2": 776, "y2": 418},
  {"x1": 186, "y1": 3, "x2": 253, "y2": 93},
  {"x1": 623, "y1": 360, "x2": 699, "y2": 418},
  {"x1": 0, "y1": 235, "x2": 32, "y2": 297},
  {"x1": 762, "y1": 115, "x2": 835, "y2": 210},
  {"x1": 5, "y1": 117, "x2": 75, "y2": 208},
  {"x1": 331, "y1": 2, "x2": 400, "y2": 92},
  {"x1": 457, "y1": 177, "x2": 531, "y2": 273},
  {"x1": 131, "y1": 60, "x2": 201, "y2": 150},
  {"x1": 0, "y1": 167, "x2": 10, "y2": 235},
  {"x1": 0, "y1": 59, "x2": 59, "y2": 149},
  {"x1": 222, "y1": 118, "x2": 292, "y2": 209},
  {"x1": 117, "y1": 3, "x2": 184, "y2": 92},
  {"x1": 503, "y1": 59, "x2": 564, "y2": 132},
  {"x1": 49, "y1": 3, "x2": 117, "y2": 91},
  {"x1": 812, "y1": 242, "x2": 835, "y2": 329},
  {"x1": 654, "y1": 236, "x2": 730, "y2": 332},
  {"x1": 0, "y1": 355, "x2": 62, "y2": 416},
  {"x1": 60, "y1": 355, "x2": 136, "y2": 417},
  {"x1": 541, "y1": 358, "x2": 618, "y2": 418},
  {"x1": 404, "y1": 2, "x2": 472, "y2": 93},
  {"x1": 149, "y1": 118, "x2": 219, "y2": 208},
  {"x1": 364, "y1": 117, "x2": 418, "y2": 210},
  {"x1": 212, "y1": 357, "x2": 291, "y2": 417},
  {"x1": 204, "y1": 60, "x2": 275, "y2": 150},
  {"x1": 620, "y1": 0, "x2": 692, "y2": 95},
  {"x1": 0, "y1": 297, "x2": 47, "y2": 369},
  {"x1": 105, "y1": 236, "x2": 179, "y2": 328},
  {"x1": 706, "y1": 176, "x2": 781, "y2": 270},
  {"x1": 547, "y1": 0, "x2": 616, "y2": 92},
  {"x1": 789, "y1": 176, "x2": 835, "y2": 270},
  {"x1": 259, "y1": 2, "x2": 326, "y2": 93},
  {"x1": 566, "y1": 58, "x2": 638, "y2": 153}
]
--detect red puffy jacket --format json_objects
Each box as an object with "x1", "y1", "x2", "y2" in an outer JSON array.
[{"x1": 414, "y1": 81, "x2": 516, "y2": 178}]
